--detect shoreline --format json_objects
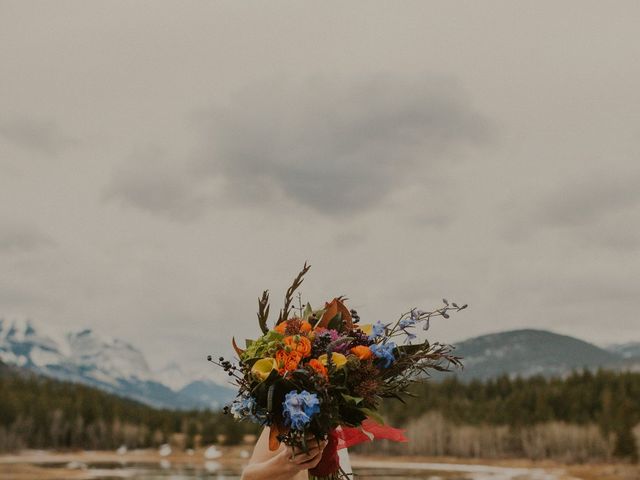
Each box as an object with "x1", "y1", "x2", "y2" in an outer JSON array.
[{"x1": 0, "y1": 448, "x2": 638, "y2": 480}]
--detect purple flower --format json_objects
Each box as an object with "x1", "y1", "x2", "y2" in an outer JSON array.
[
  {"x1": 282, "y1": 390, "x2": 321, "y2": 430},
  {"x1": 326, "y1": 329, "x2": 340, "y2": 342},
  {"x1": 370, "y1": 342, "x2": 396, "y2": 368}
]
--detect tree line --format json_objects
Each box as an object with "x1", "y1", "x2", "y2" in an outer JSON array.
[
  {"x1": 1, "y1": 362, "x2": 638, "y2": 461},
  {"x1": 378, "y1": 369, "x2": 640, "y2": 460},
  {"x1": 0, "y1": 362, "x2": 258, "y2": 452}
]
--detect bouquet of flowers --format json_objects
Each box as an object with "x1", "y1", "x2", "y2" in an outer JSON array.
[{"x1": 210, "y1": 264, "x2": 465, "y2": 479}]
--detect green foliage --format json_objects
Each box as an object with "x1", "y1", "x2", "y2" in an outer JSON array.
[
  {"x1": 242, "y1": 330, "x2": 284, "y2": 360},
  {"x1": 382, "y1": 370, "x2": 640, "y2": 459},
  {"x1": 0, "y1": 362, "x2": 258, "y2": 452}
]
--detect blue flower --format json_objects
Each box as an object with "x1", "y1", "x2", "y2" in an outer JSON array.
[
  {"x1": 399, "y1": 312, "x2": 418, "y2": 344},
  {"x1": 370, "y1": 342, "x2": 396, "y2": 368},
  {"x1": 282, "y1": 390, "x2": 321, "y2": 430},
  {"x1": 229, "y1": 395, "x2": 268, "y2": 425},
  {"x1": 398, "y1": 317, "x2": 415, "y2": 329},
  {"x1": 230, "y1": 396, "x2": 254, "y2": 419},
  {"x1": 403, "y1": 332, "x2": 417, "y2": 344},
  {"x1": 369, "y1": 321, "x2": 387, "y2": 339}
]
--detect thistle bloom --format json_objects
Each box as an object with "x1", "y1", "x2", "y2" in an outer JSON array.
[
  {"x1": 282, "y1": 390, "x2": 321, "y2": 430},
  {"x1": 370, "y1": 342, "x2": 396, "y2": 368}
]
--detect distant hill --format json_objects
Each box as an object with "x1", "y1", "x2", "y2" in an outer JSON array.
[
  {"x1": 606, "y1": 341, "x2": 640, "y2": 359},
  {"x1": 451, "y1": 329, "x2": 629, "y2": 381},
  {"x1": 0, "y1": 317, "x2": 234, "y2": 410}
]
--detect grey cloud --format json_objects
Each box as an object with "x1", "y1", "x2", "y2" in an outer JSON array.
[
  {"x1": 330, "y1": 230, "x2": 369, "y2": 249},
  {"x1": 535, "y1": 173, "x2": 640, "y2": 228},
  {"x1": 502, "y1": 274, "x2": 638, "y2": 307},
  {"x1": 104, "y1": 149, "x2": 208, "y2": 222},
  {"x1": 190, "y1": 74, "x2": 490, "y2": 216},
  {"x1": 0, "y1": 223, "x2": 55, "y2": 253},
  {"x1": 0, "y1": 117, "x2": 76, "y2": 155},
  {"x1": 503, "y1": 170, "x2": 640, "y2": 250},
  {"x1": 0, "y1": 283, "x2": 53, "y2": 308}
]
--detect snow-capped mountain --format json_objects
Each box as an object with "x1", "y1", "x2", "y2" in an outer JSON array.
[
  {"x1": 67, "y1": 329, "x2": 154, "y2": 385},
  {"x1": 155, "y1": 361, "x2": 236, "y2": 408},
  {"x1": 0, "y1": 317, "x2": 69, "y2": 368},
  {"x1": 178, "y1": 379, "x2": 236, "y2": 409},
  {"x1": 155, "y1": 360, "x2": 232, "y2": 391},
  {"x1": 155, "y1": 361, "x2": 190, "y2": 391},
  {"x1": 0, "y1": 317, "x2": 234, "y2": 410}
]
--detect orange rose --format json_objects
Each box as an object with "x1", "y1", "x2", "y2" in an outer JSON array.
[
  {"x1": 300, "y1": 321, "x2": 312, "y2": 333},
  {"x1": 276, "y1": 349, "x2": 302, "y2": 375},
  {"x1": 350, "y1": 345, "x2": 373, "y2": 361},
  {"x1": 308, "y1": 358, "x2": 328, "y2": 378},
  {"x1": 284, "y1": 353, "x2": 301, "y2": 372},
  {"x1": 274, "y1": 321, "x2": 288, "y2": 334},
  {"x1": 284, "y1": 335, "x2": 312, "y2": 358}
]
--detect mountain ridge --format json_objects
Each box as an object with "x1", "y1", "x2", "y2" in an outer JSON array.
[
  {"x1": 0, "y1": 317, "x2": 234, "y2": 410},
  {"x1": 451, "y1": 328, "x2": 637, "y2": 380}
]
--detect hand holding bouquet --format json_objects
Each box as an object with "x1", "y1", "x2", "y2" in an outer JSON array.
[{"x1": 210, "y1": 264, "x2": 465, "y2": 479}]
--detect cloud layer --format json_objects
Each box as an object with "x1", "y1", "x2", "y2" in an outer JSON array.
[
  {"x1": 106, "y1": 75, "x2": 490, "y2": 220},
  {"x1": 193, "y1": 75, "x2": 489, "y2": 215}
]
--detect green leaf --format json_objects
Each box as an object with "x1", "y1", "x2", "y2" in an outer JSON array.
[
  {"x1": 360, "y1": 407, "x2": 385, "y2": 425},
  {"x1": 265, "y1": 331, "x2": 284, "y2": 341},
  {"x1": 303, "y1": 303, "x2": 313, "y2": 321},
  {"x1": 339, "y1": 404, "x2": 367, "y2": 426},
  {"x1": 267, "y1": 384, "x2": 276, "y2": 413},
  {"x1": 341, "y1": 394, "x2": 363, "y2": 405},
  {"x1": 245, "y1": 339, "x2": 254, "y2": 349}
]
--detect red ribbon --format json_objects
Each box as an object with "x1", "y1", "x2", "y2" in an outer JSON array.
[
  {"x1": 309, "y1": 419, "x2": 408, "y2": 477},
  {"x1": 308, "y1": 429, "x2": 340, "y2": 477}
]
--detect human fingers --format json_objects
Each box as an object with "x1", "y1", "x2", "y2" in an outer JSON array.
[
  {"x1": 295, "y1": 449, "x2": 324, "y2": 469},
  {"x1": 293, "y1": 437, "x2": 327, "y2": 455},
  {"x1": 288, "y1": 446, "x2": 323, "y2": 465}
]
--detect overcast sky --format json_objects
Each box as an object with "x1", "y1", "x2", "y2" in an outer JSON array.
[{"x1": 1, "y1": 1, "x2": 639, "y2": 373}]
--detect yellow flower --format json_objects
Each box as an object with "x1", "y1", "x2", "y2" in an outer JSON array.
[
  {"x1": 318, "y1": 352, "x2": 347, "y2": 370},
  {"x1": 251, "y1": 357, "x2": 277, "y2": 382},
  {"x1": 359, "y1": 324, "x2": 373, "y2": 336}
]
